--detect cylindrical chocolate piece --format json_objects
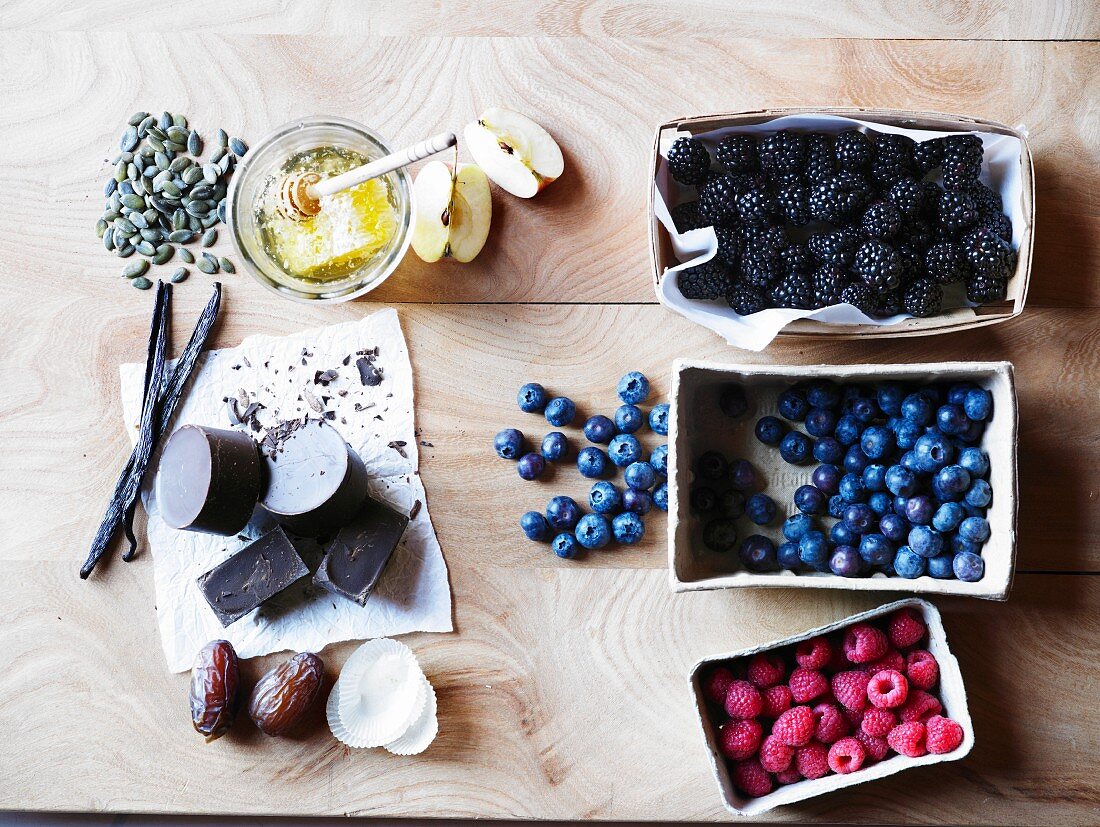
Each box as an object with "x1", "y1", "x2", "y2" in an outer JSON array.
[
  {"x1": 259, "y1": 419, "x2": 368, "y2": 536},
  {"x1": 156, "y1": 424, "x2": 263, "y2": 536}
]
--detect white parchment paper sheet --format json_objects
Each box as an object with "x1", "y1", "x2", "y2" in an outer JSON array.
[{"x1": 120, "y1": 307, "x2": 452, "y2": 673}]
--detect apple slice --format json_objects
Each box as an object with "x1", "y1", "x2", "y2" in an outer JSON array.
[
  {"x1": 463, "y1": 107, "x2": 564, "y2": 198},
  {"x1": 411, "y1": 161, "x2": 492, "y2": 263}
]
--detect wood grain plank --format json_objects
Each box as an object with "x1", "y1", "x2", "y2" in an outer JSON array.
[{"x1": 0, "y1": 34, "x2": 1096, "y2": 306}]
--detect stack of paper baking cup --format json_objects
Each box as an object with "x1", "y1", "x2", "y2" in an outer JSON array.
[{"x1": 327, "y1": 638, "x2": 438, "y2": 754}]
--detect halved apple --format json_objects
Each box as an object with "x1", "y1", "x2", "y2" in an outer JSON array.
[
  {"x1": 463, "y1": 107, "x2": 564, "y2": 198},
  {"x1": 411, "y1": 161, "x2": 492, "y2": 263}
]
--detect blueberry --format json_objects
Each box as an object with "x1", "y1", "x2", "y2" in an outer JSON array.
[
  {"x1": 812, "y1": 463, "x2": 842, "y2": 495},
  {"x1": 935, "y1": 404, "x2": 967, "y2": 435},
  {"x1": 624, "y1": 461, "x2": 656, "y2": 491},
  {"x1": 798, "y1": 530, "x2": 829, "y2": 565},
  {"x1": 904, "y1": 495, "x2": 935, "y2": 526},
  {"x1": 934, "y1": 464, "x2": 971, "y2": 498},
  {"x1": 794, "y1": 484, "x2": 828, "y2": 515},
  {"x1": 900, "y1": 450, "x2": 921, "y2": 473},
  {"x1": 834, "y1": 414, "x2": 863, "y2": 446},
  {"x1": 717, "y1": 489, "x2": 746, "y2": 519},
  {"x1": 695, "y1": 450, "x2": 727, "y2": 481},
  {"x1": 745, "y1": 493, "x2": 777, "y2": 525},
  {"x1": 517, "y1": 452, "x2": 546, "y2": 480},
  {"x1": 959, "y1": 418, "x2": 986, "y2": 444},
  {"x1": 652, "y1": 482, "x2": 669, "y2": 511},
  {"x1": 859, "y1": 533, "x2": 894, "y2": 566},
  {"x1": 959, "y1": 516, "x2": 991, "y2": 543},
  {"x1": 575, "y1": 514, "x2": 612, "y2": 549},
  {"x1": 863, "y1": 464, "x2": 887, "y2": 492},
  {"x1": 876, "y1": 383, "x2": 905, "y2": 416},
  {"x1": 703, "y1": 518, "x2": 738, "y2": 552},
  {"x1": 546, "y1": 495, "x2": 581, "y2": 531},
  {"x1": 588, "y1": 481, "x2": 622, "y2": 515},
  {"x1": 552, "y1": 532, "x2": 580, "y2": 559},
  {"x1": 690, "y1": 486, "x2": 717, "y2": 513},
  {"x1": 648, "y1": 403, "x2": 670, "y2": 435},
  {"x1": 805, "y1": 407, "x2": 838, "y2": 438},
  {"x1": 779, "y1": 431, "x2": 813, "y2": 464},
  {"x1": 616, "y1": 371, "x2": 650, "y2": 405},
  {"x1": 728, "y1": 459, "x2": 758, "y2": 491},
  {"x1": 651, "y1": 444, "x2": 669, "y2": 476},
  {"x1": 952, "y1": 535, "x2": 982, "y2": 556},
  {"x1": 947, "y1": 382, "x2": 976, "y2": 405},
  {"x1": 614, "y1": 404, "x2": 644, "y2": 434},
  {"x1": 914, "y1": 432, "x2": 954, "y2": 473},
  {"x1": 901, "y1": 392, "x2": 934, "y2": 425},
  {"x1": 880, "y1": 513, "x2": 909, "y2": 543},
  {"x1": 540, "y1": 431, "x2": 569, "y2": 462},
  {"x1": 831, "y1": 521, "x2": 859, "y2": 547},
  {"x1": 720, "y1": 385, "x2": 749, "y2": 418},
  {"x1": 517, "y1": 382, "x2": 548, "y2": 413},
  {"x1": 860, "y1": 425, "x2": 895, "y2": 460},
  {"x1": 843, "y1": 445, "x2": 870, "y2": 474},
  {"x1": 848, "y1": 396, "x2": 877, "y2": 423},
  {"x1": 583, "y1": 415, "x2": 616, "y2": 444},
  {"x1": 894, "y1": 546, "x2": 927, "y2": 578},
  {"x1": 608, "y1": 434, "x2": 643, "y2": 467},
  {"x1": 783, "y1": 513, "x2": 814, "y2": 541},
  {"x1": 927, "y1": 554, "x2": 955, "y2": 579},
  {"x1": 962, "y1": 503, "x2": 986, "y2": 519},
  {"x1": 520, "y1": 511, "x2": 551, "y2": 541},
  {"x1": 777, "y1": 388, "x2": 809, "y2": 421},
  {"x1": 577, "y1": 446, "x2": 608, "y2": 478},
  {"x1": 612, "y1": 511, "x2": 645, "y2": 545},
  {"x1": 868, "y1": 492, "x2": 893, "y2": 515},
  {"x1": 623, "y1": 488, "x2": 653, "y2": 515},
  {"x1": 965, "y1": 479, "x2": 992, "y2": 508},
  {"x1": 953, "y1": 550, "x2": 985, "y2": 581},
  {"x1": 777, "y1": 541, "x2": 802, "y2": 570},
  {"x1": 740, "y1": 535, "x2": 779, "y2": 572},
  {"x1": 964, "y1": 389, "x2": 993, "y2": 421},
  {"x1": 806, "y1": 380, "x2": 841, "y2": 410},
  {"x1": 830, "y1": 545, "x2": 863, "y2": 577},
  {"x1": 839, "y1": 473, "x2": 867, "y2": 503},
  {"x1": 894, "y1": 419, "x2": 923, "y2": 450},
  {"x1": 933, "y1": 502, "x2": 966, "y2": 532},
  {"x1": 828, "y1": 494, "x2": 846, "y2": 518},
  {"x1": 814, "y1": 437, "x2": 845, "y2": 464},
  {"x1": 544, "y1": 396, "x2": 576, "y2": 427},
  {"x1": 494, "y1": 428, "x2": 524, "y2": 460},
  {"x1": 909, "y1": 525, "x2": 944, "y2": 558},
  {"x1": 755, "y1": 415, "x2": 786, "y2": 446},
  {"x1": 843, "y1": 503, "x2": 876, "y2": 534}
]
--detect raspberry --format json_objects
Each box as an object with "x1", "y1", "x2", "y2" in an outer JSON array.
[
  {"x1": 887, "y1": 721, "x2": 928, "y2": 757},
  {"x1": 775, "y1": 766, "x2": 803, "y2": 785},
  {"x1": 759, "y1": 734, "x2": 795, "y2": 773},
  {"x1": 827, "y1": 737, "x2": 866, "y2": 774},
  {"x1": 867, "y1": 669, "x2": 910, "y2": 709},
  {"x1": 898, "y1": 689, "x2": 942, "y2": 723},
  {"x1": 843, "y1": 623, "x2": 889, "y2": 664},
  {"x1": 747, "y1": 652, "x2": 787, "y2": 689},
  {"x1": 925, "y1": 715, "x2": 965, "y2": 754},
  {"x1": 702, "y1": 665, "x2": 736, "y2": 705},
  {"x1": 832, "y1": 670, "x2": 870, "y2": 712},
  {"x1": 795, "y1": 636, "x2": 832, "y2": 670},
  {"x1": 906, "y1": 650, "x2": 940, "y2": 691},
  {"x1": 861, "y1": 707, "x2": 896, "y2": 738},
  {"x1": 724, "y1": 679, "x2": 764, "y2": 719},
  {"x1": 789, "y1": 668, "x2": 829, "y2": 703},
  {"x1": 887, "y1": 608, "x2": 927, "y2": 649},
  {"x1": 732, "y1": 758, "x2": 774, "y2": 798},
  {"x1": 719, "y1": 718, "x2": 764, "y2": 760},
  {"x1": 856, "y1": 730, "x2": 890, "y2": 763},
  {"x1": 866, "y1": 650, "x2": 906, "y2": 675},
  {"x1": 773, "y1": 705, "x2": 815, "y2": 747},
  {"x1": 812, "y1": 702, "x2": 849, "y2": 745},
  {"x1": 841, "y1": 704, "x2": 865, "y2": 731},
  {"x1": 761, "y1": 684, "x2": 793, "y2": 719},
  {"x1": 795, "y1": 742, "x2": 830, "y2": 779}
]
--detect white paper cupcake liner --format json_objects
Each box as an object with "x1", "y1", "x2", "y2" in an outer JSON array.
[
  {"x1": 385, "y1": 676, "x2": 438, "y2": 756},
  {"x1": 327, "y1": 638, "x2": 427, "y2": 748}
]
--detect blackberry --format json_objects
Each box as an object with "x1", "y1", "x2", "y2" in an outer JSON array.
[
  {"x1": 968, "y1": 181, "x2": 1002, "y2": 215},
  {"x1": 859, "y1": 200, "x2": 902, "y2": 239},
  {"x1": 812, "y1": 264, "x2": 848, "y2": 307},
  {"x1": 670, "y1": 201, "x2": 709, "y2": 233},
  {"x1": 870, "y1": 133, "x2": 916, "y2": 186},
  {"x1": 834, "y1": 130, "x2": 874, "y2": 170},
  {"x1": 874, "y1": 288, "x2": 904, "y2": 317},
  {"x1": 739, "y1": 242, "x2": 783, "y2": 286},
  {"x1": 774, "y1": 181, "x2": 810, "y2": 225},
  {"x1": 896, "y1": 244, "x2": 925, "y2": 286},
  {"x1": 714, "y1": 226, "x2": 743, "y2": 266},
  {"x1": 769, "y1": 271, "x2": 814, "y2": 309},
  {"x1": 977, "y1": 211, "x2": 1012, "y2": 243},
  {"x1": 758, "y1": 131, "x2": 806, "y2": 176},
  {"x1": 677, "y1": 260, "x2": 733, "y2": 300},
  {"x1": 716, "y1": 135, "x2": 760, "y2": 174},
  {"x1": 808, "y1": 171, "x2": 874, "y2": 225},
  {"x1": 804, "y1": 133, "x2": 835, "y2": 182},
  {"x1": 918, "y1": 181, "x2": 943, "y2": 219},
  {"x1": 902, "y1": 278, "x2": 943, "y2": 317},
  {"x1": 666, "y1": 137, "x2": 711, "y2": 185},
  {"x1": 840, "y1": 282, "x2": 876, "y2": 314},
  {"x1": 966, "y1": 273, "x2": 1008, "y2": 304},
  {"x1": 962, "y1": 226, "x2": 1014, "y2": 279},
  {"x1": 886, "y1": 177, "x2": 924, "y2": 217},
  {"x1": 736, "y1": 185, "x2": 778, "y2": 226},
  {"x1": 739, "y1": 223, "x2": 787, "y2": 253},
  {"x1": 924, "y1": 242, "x2": 969, "y2": 284},
  {"x1": 912, "y1": 137, "x2": 945, "y2": 173},
  {"x1": 943, "y1": 134, "x2": 984, "y2": 164},
  {"x1": 852, "y1": 239, "x2": 902, "y2": 290},
  {"x1": 698, "y1": 174, "x2": 741, "y2": 226},
  {"x1": 780, "y1": 243, "x2": 816, "y2": 274},
  {"x1": 937, "y1": 190, "x2": 979, "y2": 234},
  {"x1": 941, "y1": 153, "x2": 981, "y2": 192},
  {"x1": 808, "y1": 229, "x2": 858, "y2": 266},
  {"x1": 726, "y1": 281, "x2": 769, "y2": 315},
  {"x1": 896, "y1": 217, "x2": 935, "y2": 251}
]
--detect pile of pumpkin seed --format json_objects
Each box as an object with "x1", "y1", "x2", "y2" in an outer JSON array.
[{"x1": 96, "y1": 110, "x2": 248, "y2": 290}]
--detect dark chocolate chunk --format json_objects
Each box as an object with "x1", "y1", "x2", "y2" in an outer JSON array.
[
  {"x1": 197, "y1": 527, "x2": 309, "y2": 626},
  {"x1": 313, "y1": 497, "x2": 409, "y2": 606},
  {"x1": 356, "y1": 356, "x2": 382, "y2": 386}
]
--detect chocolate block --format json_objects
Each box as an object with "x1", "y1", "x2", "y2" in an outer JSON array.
[
  {"x1": 197, "y1": 527, "x2": 309, "y2": 627},
  {"x1": 313, "y1": 496, "x2": 409, "y2": 606},
  {"x1": 156, "y1": 425, "x2": 263, "y2": 536}
]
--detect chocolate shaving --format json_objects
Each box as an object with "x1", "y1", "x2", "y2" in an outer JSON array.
[
  {"x1": 242, "y1": 356, "x2": 251, "y2": 369},
  {"x1": 226, "y1": 397, "x2": 242, "y2": 425},
  {"x1": 357, "y1": 356, "x2": 383, "y2": 386},
  {"x1": 323, "y1": 410, "x2": 336, "y2": 420},
  {"x1": 341, "y1": 355, "x2": 351, "y2": 366},
  {"x1": 387, "y1": 440, "x2": 407, "y2": 458},
  {"x1": 353, "y1": 401, "x2": 375, "y2": 412},
  {"x1": 315, "y1": 369, "x2": 338, "y2": 386},
  {"x1": 409, "y1": 500, "x2": 422, "y2": 520}
]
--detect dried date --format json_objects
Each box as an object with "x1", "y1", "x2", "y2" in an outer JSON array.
[
  {"x1": 189, "y1": 639, "x2": 240, "y2": 742},
  {"x1": 248, "y1": 652, "x2": 325, "y2": 736}
]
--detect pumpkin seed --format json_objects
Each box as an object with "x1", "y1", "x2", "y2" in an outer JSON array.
[
  {"x1": 165, "y1": 125, "x2": 188, "y2": 144},
  {"x1": 147, "y1": 134, "x2": 166, "y2": 153},
  {"x1": 218, "y1": 154, "x2": 231, "y2": 174},
  {"x1": 172, "y1": 209, "x2": 187, "y2": 230},
  {"x1": 153, "y1": 244, "x2": 174, "y2": 265},
  {"x1": 179, "y1": 247, "x2": 195, "y2": 263},
  {"x1": 188, "y1": 215, "x2": 201, "y2": 232},
  {"x1": 158, "y1": 111, "x2": 172, "y2": 130},
  {"x1": 197, "y1": 257, "x2": 217, "y2": 275},
  {"x1": 143, "y1": 207, "x2": 159, "y2": 224},
  {"x1": 127, "y1": 111, "x2": 149, "y2": 127},
  {"x1": 217, "y1": 199, "x2": 227, "y2": 223},
  {"x1": 117, "y1": 151, "x2": 134, "y2": 163},
  {"x1": 182, "y1": 166, "x2": 204, "y2": 186},
  {"x1": 172, "y1": 113, "x2": 187, "y2": 129},
  {"x1": 169, "y1": 156, "x2": 191, "y2": 173},
  {"x1": 154, "y1": 151, "x2": 170, "y2": 170},
  {"x1": 114, "y1": 161, "x2": 127, "y2": 183},
  {"x1": 202, "y1": 164, "x2": 219, "y2": 185},
  {"x1": 216, "y1": 128, "x2": 229, "y2": 147},
  {"x1": 229, "y1": 137, "x2": 247, "y2": 156},
  {"x1": 135, "y1": 240, "x2": 156, "y2": 256},
  {"x1": 139, "y1": 228, "x2": 160, "y2": 242},
  {"x1": 115, "y1": 217, "x2": 137, "y2": 234},
  {"x1": 200, "y1": 213, "x2": 219, "y2": 229},
  {"x1": 146, "y1": 125, "x2": 167, "y2": 142},
  {"x1": 120, "y1": 126, "x2": 139, "y2": 152},
  {"x1": 209, "y1": 147, "x2": 226, "y2": 164},
  {"x1": 102, "y1": 209, "x2": 120, "y2": 222},
  {"x1": 133, "y1": 178, "x2": 148, "y2": 197},
  {"x1": 138, "y1": 115, "x2": 156, "y2": 136},
  {"x1": 103, "y1": 178, "x2": 116, "y2": 197},
  {"x1": 109, "y1": 193, "x2": 122, "y2": 212},
  {"x1": 161, "y1": 181, "x2": 181, "y2": 198},
  {"x1": 142, "y1": 166, "x2": 158, "y2": 179},
  {"x1": 119, "y1": 180, "x2": 135, "y2": 196},
  {"x1": 127, "y1": 162, "x2": 139, "y2": 180},
  {"x1": 219, "y1": 257, "x2": 235, "y2": 273},
  {"x1": 131, "y1": 276, "x2": 153, "y2": 290},
  {"x1": 187, "y1": 129, "x2": 201, "y2": 155},
  {"x1": 169, "y1": 229, "x2": 195, "y2": 243},
  {"x1": 122, "y1": 260, "x2": 149, "y2": 279},
  {"x1": 147, "y1": 195, "x2": 171, "y2": 214},
  {"x1": 120, "y1": 193, "x2": 145, "y2": 211},
  {"x1": 185, "y1": 201, "x2": 209, "y2": 217},
  {"x1": 116, "y1": 242, "x2": 135, "y2": 258},
  {"x1": 170, "y1": 267, "x2": 189, "y2": 283},
  {"x1": 201, "y1": 228, "x2": 218, "y2": 247},
  {"x1": 103, "y1": 228, "x2": 116, "y2": 251},
  {"x1": 129, "y1": 212, "x2": 149, "y2": 230},
  {"x1": 164, "y1": 140, "x2": 186, "y2": 153},
  {"x1": 95, "y1": 218, "x2": 108, "y2": 238}
]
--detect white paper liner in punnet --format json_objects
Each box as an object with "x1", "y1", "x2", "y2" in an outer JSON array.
[
  {"x1": 385, "y1": 676, "x2": 438, "y2": 755},
  {"x1": 327, "y1": 638, "x2": 427, "y2": 748},
  {"x1": 653, "y1": 114, "x2": 1027, "y2": 351}
]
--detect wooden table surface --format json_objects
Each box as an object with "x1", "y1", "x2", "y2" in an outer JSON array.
[{"x1": 1, "y1": 3, "x2": 1098, "y2": 824}]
